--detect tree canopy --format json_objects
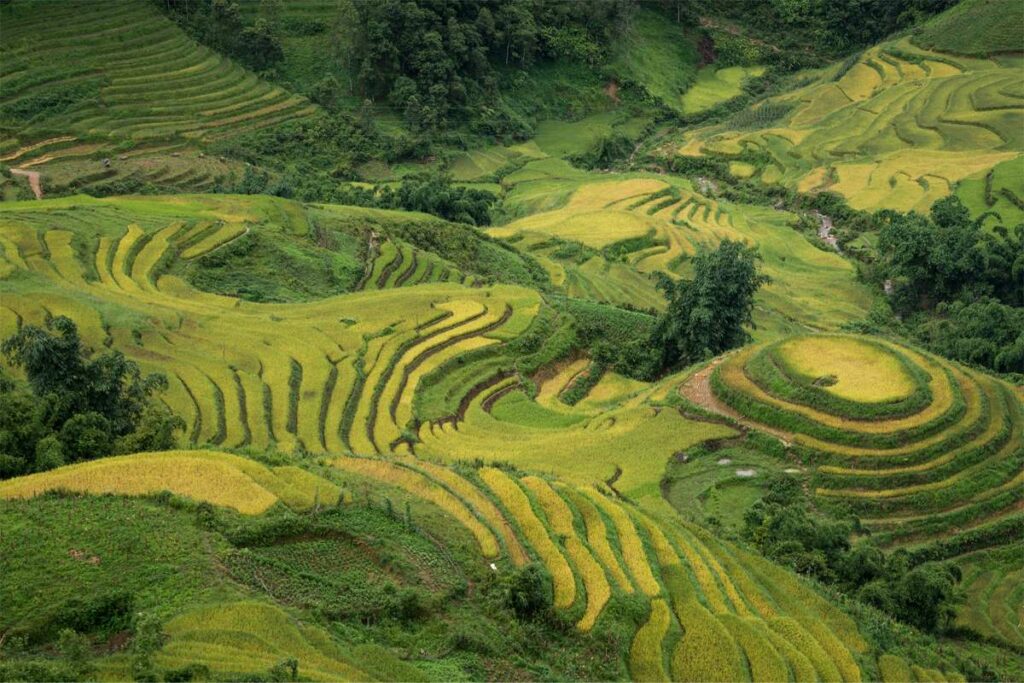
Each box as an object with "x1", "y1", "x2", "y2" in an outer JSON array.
[
  {"x1": 651, "y1": 239, "x2": 770, "y2": 370},
  {"x1": 0, "y1": 317, "x2": 184, "y2": 477}
]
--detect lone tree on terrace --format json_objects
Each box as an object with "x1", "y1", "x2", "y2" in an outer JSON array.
[{"x1": 652, "y1": 239, "x2": 770, "y2": 371}]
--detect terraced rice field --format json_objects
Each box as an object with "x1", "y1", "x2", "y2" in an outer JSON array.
[
  {"x1": 358, "y1": 238, "x2": 475, "y2": 291},
  {"x1": 416, "y1": 371, "x2": 735, "y2": 503},
  {"x1": 953, "y1": 546, "x2": 1024, "y2": 648},
  {"x1": 681, "y1": 65, "x2": 765, "y2": 115},
  {"x1": 707, "y1": 333, "x2": 1024, "y2": 639},
  {"x1": 510, "y1": 231, "x2": 666, "y2": 312},
  {"x1": 0, "y1": 450, "x2": 339, "y2": 514},
  {"x1": 674, "y1": 38, "x2": 1023, "y2": 212},
  {"x1": 491, "y1": 177, "x2": 872, "y2": 334},
  {"x1": 322, "y1": 457, "x2": 876, "y2": 680},
  {"x1": 1, "y1": 443, "x2": 903, "y2": 676},
  {"x1": 0, "y1": 0, "x2": 316, "y2": 168},
  {"x1": 157, "y1": 602, "x2": 384, "y2": 681},
  {"x1": 0, "y1": 195, "x2": 539, "y2": 456}
]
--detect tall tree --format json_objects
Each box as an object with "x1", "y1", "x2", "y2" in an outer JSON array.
[{"x1": 651, "y1": 240, "x2": 770, "y2": 370}]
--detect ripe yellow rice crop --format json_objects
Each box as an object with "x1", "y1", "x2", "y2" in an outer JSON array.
[
  {"x1": 879, "y1": 654, "x2": 913, "y2": 683},
  {"x1": 776, "y1": 336, "x2": 916, "y2": 403},
  {"x1": 583, "y1": 488, "x2": 661, "y2": 596},
  {"x1": 629, "y1": 598, "x2": 671, "y2": 682},
  {"x1": 820, "y1": 374, "x2": 997, "y2": 475},
  {"x1": 158, "y1": 602, "x2": 367, "y2": 681},
  {"x1": 479, "y1": 468, "x2": 576, "y2": 608},
  {"x1": 719, "y1": 614, "x2": 790, "y2": 683},
  {"x1": 410, "y1": 460, "x2": 529, "y2": 566},
  {"x1": 912, "y1": 665, "x2": 949, "y2": 682},
  {"x1": 763, "y1": 628, "x2": 817, "y2": 683},
  {"x1": 560, "y1": 485, "x2": 634, "y2": 592},
  {"x1": 567, "y1": 179, "x2": 669, "y2": 209},
  {"x1": 681, "y1": 526, "x2": 754, "y2": 618},
  {"x1": 671, "y1": 599, "x2": 746, "y2": 682},
  {"x1": 668, "y1": 527, "x2": 730, "y2": 614},
  {"x1": 0, "y1": 450, "x2": 307, "y2": 514},
  {"x1": 180, "y1": 222, "x2": 247, "y2": 259},
  {"x1": 769, "y1": 617, "x2": 843, "y2": 682},
  {"x1": 721, "y1": 342, "x2": 957, "y2": 434},
  {"x1": 693, "y1": 530, "x2": 777, "y2": 618},
  {"x1": 778, "y1": 335, "x2": 917, "y2": 403},
  {"x1": 523, "y1": 477, "x2": 610, "y2": 630},
  {"x1": 267, "y1": 466, "x2": 342, "y2": 509},
  {"x1": 332, "y1": 457, "x2": 500, "y2": 558}
]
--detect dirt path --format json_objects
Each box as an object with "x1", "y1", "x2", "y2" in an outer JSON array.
[
  {"x1": 10, "y1": 169, "x2": 42, "y2": 200},
  {"x1": 678, "y1": 356, "x2": 793, "y2": 446},
  {"x1": 814, "y1": 211, "x2": 839, "y2": 251},
  {"x1": 604, "y1": 80, "x2": 620, "y2": 104}
]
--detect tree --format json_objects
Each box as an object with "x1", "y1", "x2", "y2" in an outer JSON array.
[
  {"x1": 877, "y1": 196, "x2": 986, "y2": 312},
  {"x1": 651, "y1": 240, "x2": 770, "y2": 370},
  {"x1": 894, "y1": 563, "x2": 962, "y2": 632},
  {"x1": 0, "y1": 317, "x2": 184, "y2": 477},
  {"x1": 505, "y1": 563, "x2": 553, "y2": 620},
  {"x1": 240, "y1": 18, "x2": 284, "y2": 72}
]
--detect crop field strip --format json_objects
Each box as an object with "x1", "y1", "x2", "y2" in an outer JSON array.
[
  {"x1": 493, "y1": 178, "x2": 872, "y2": 333},
  {"x1": 954, "y1": 546, "x2": 1024, "y2": 648},
  {"x1": 0, "y1": 198, "x2": 539, "y2": 459},
  {"x1": 0, "y1": 450, "x2": 340, "y2": 514},
  {"x1": 710, "y1": 332, "x2": 1024, "y2": 644},
  {"x1": 156, "y1": 602, "x2": 375, "y2": 682},
  {"x1": 0, "y1": 0, "x2": 317, "y2": 167},
  {"x1": 0, "y1": 429, "x2": 936, "y2": 679},
  {"x1": 674, "y1": 38, "x2": 1022, "y2": 212}
]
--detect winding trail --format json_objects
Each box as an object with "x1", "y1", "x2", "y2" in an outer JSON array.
[
  {"x1": 678, "y1": 355, "x2": 793, "y2": 446},
  {"x1": 10, "y1": 169, "x2": 42, "y2": 199}
]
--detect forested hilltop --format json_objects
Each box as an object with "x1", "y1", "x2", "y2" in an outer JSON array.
[{"x1": 0, "y1": 0, "x2": 1021, "y2": 681}]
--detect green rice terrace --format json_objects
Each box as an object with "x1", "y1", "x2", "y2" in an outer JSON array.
[{"x1": 0, "y1": 0, "x2": 1021, "y2": 681}]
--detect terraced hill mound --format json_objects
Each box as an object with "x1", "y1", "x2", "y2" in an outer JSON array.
[
  {"x1": 2, "y1": 449, "x2": 972, "y2": 681},
  {"x1": 0, "y1": 0, "x2": 317, "y2": 191},
  {"x1": 671, "y1": 36, "x2": 1023, "y2": 213},
  {"x1": 706, "y1": 333, "x2": 1023, "y2": 650}
]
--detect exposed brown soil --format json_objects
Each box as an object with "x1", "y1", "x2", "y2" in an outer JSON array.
[
  {"x1": 605, "y1": 79, "x2": 620, "y2": 104},
  {"x1": 678, "y1": 355, "x2": 793, "y2": 446},
  {"x1": 10, "y1": 168, "x2": 42, "y2": 199}
]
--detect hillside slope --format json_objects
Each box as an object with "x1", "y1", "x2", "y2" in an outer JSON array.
[
  {"x1": 1, "y1": 449, "x2": 978, "y2": 682},
  {"x1": 669, "y1": 34, "x2": 1023, "y2": 213},
  {"x1": 0, "y1": 0, "x2": 317, "y2": 192}
]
